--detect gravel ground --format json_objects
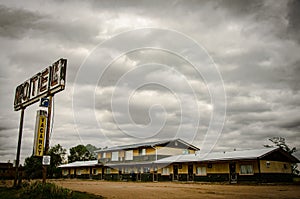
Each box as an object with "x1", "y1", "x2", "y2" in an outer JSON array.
[{"x1": 51, "y1": 179, "x2": 300, "y2": 199}]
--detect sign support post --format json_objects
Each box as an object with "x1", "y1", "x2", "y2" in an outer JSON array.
[
  {"x1": 14, "y1": 108, "x2": 25, "y2": 187},
  {"x1": 42, "y1": 95, "x2": 52, "y2": 184}
]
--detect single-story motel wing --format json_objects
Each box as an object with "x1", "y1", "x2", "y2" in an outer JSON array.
[{"x1": 59, "y1": 139, "x2": 299, "y2": 183}]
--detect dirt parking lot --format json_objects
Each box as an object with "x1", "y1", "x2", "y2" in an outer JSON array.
[{"x1": 51, "y1": 179, "x2": 300, "y2": 199}]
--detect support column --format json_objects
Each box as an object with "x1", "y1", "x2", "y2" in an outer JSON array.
[{"x1": 14, "y1": 108, "x2": 25, "y2": 187}]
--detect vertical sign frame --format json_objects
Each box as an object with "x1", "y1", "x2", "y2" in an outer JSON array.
[{"x1": 33, "y1": 110, "x2": 47, "y2": 156}]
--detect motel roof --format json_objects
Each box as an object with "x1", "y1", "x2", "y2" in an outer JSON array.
[
  {"x1": 95, "y1": 138, "x2": 200, "y2": 152},
  {"x1": 58, "y1": 148, "x2": 299, "y2": 169},
  {"x1": 58, "y1": 160, "x2": 98, "y2": 168},
  {"x1": 155, "y1": 147, "x2": 300, "y2": 164}
]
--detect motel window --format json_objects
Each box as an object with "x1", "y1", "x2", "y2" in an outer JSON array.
[
  {"x1": 196, "y1": 167, "x2": 207, "y2": 176},
  {"x1": 139, "y1": 148, "x2": 146, "y2": 156},
  {"x1": 77, "y1": 170, "x2": 81, "y2": 175},
  {"x1": 93, "y1": 169, "x2": 98, "y2": 175},
  {"x1": 106, "y1": 168, "x2": 111, "y2": 174},
  {"x1": 102, "y1": 152, "x2": 106, "y2": 158},
  {"x1": 63, "y1": 170, "x2": 68, "y2": 175},
  {"x1": 125, "y1": 150, "x2": 133, "y2": 160},
  {"x1": 112, "y1": 151, "x2": 119, "y2": 161},
  {"x1": 240, "y1": 165, "x2": 253, "y2": 175},
  {"x1": 162, "y1": 167, "x2": 170, "y2": 175},
  {"x1": 182, "y1": 149, "x2": 189, "y2": 155},
  {"x1": 124, "y1": 167, "x2": 129, "y2": 174},
  {"x1": 143, "y1": 167, "x2": 150, "y2": 173}
]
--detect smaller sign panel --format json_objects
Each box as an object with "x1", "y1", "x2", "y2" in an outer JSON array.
[
  {"x1": 40, "y1": 97, "x2": 49, "y2": 107},
  {"x1": 33, "y1": 110, "x2": 47, "y2": 157},
  {"x1": 42, "y1": 155, "x2": 51, "y2": 165}
]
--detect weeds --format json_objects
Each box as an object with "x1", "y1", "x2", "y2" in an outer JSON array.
[
  {"x1": 21, "y1": 181, "x2": 73, "y2": 199},
  {"x1": 0, "y1": 181, "x2": 103, "y2": 199}
]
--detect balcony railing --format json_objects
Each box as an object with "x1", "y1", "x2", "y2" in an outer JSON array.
[{"x1": 98, "y1": 155, "x2": 170, "y2": 164}]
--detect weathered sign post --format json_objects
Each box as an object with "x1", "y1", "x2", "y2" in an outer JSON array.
[{"x1": 13, "y1": 58, "x2": 67, "y2": 187}]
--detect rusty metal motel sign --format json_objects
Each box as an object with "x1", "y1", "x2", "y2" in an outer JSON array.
[
  {"x1": 13, "y1": 58, "x2": 67, "y2": 186},
  {"x1": 14, "y1": 58, "x2": 67, "y2": 111}
]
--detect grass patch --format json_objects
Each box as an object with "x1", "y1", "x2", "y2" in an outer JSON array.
[
  {"x1": 71, "y1": 191, "x2": 104, "y2": 199},
  {"x1": 0, "y1": 181, "x2": 103, "y2": 199},
  {"x1": 0, "y1": 187, "x2": 20, "y2": 199}
]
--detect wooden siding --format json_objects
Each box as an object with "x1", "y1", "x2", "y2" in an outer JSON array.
[
  {"x1": 147, "y1": 147, "x2": 156, "y2": 155},
  {"x1": 206, "y1": 162, "x2": 229, "y2": 174},
  {"x1": 260, "y1": 160, "x2": 292, "y2": 173}
]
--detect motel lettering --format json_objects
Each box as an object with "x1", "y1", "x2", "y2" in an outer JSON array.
[{"x1": 14, "y1": 58, "x2": 67, "y2": 111}]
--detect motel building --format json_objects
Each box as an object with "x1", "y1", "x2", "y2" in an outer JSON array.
[{"x1": 59, "y1": 138, "x2": 299, "y2": 183}]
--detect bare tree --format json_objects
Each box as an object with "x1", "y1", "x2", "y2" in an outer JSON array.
[{"x1": 264, "y1": 137, "x2": 299, "y2": 175}]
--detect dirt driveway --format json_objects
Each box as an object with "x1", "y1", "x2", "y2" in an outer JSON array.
[{"x1": 52, "y1": 179, "x2": 300, "y2": 199}]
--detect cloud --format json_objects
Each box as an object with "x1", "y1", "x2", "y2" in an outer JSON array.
[
  {"x1": 287, "y1": 0, "x2": 300, "y2": 43},
  {"x1": 0, "y1": 5, "x2": 43, "y2": 39},
  {"x1": 0, "y1": 0, "x2": 300, "y2": 164}
]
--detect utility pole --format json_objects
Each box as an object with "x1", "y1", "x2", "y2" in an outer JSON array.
[
  {"x1": 42, "y1": 95, "x2": 52, "y2": 184},
  {"x1": 14, "y1": 108, "x2": 25, "y2": 187}
]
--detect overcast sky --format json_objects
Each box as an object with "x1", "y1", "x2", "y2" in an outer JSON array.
[{"x1": 0, "y1": 0, "x2": 299, "y2": 164}]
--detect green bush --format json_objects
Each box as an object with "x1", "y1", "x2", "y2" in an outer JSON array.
[{"x1": 21, "y1": 181, "x2": 72, "y2": 199}]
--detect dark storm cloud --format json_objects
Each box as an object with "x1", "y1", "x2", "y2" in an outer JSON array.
[
  {"x1": 227, "y1": 102, "x2": 270, "y2": 113},
  {"x1": 0, "y1": 126, "x2": 10, "y2": 132},
  {"x1": 218, "y1": 0, "x2": 264, "y2": 16},
  {"x1": 0, "y1": 5, "x2": 43, "y2": 39},
  {"x1": 0, "y1": 4, "x2": 101, "y2": 47},
  {"x1": 30, "y1": 18, "x2": 101, "y2": 46},
  {"x1": 287, "y1": 0, "x2": 300, "y2": 43},
  {"x1": 276, "y1": 118, "x2": 300, "y2": 130},
  {"x1": 283, "y1": 60, "x2": 300, "y2": 91},
  {"x1": 278, "y1": 121, "x2": 300, "y2": 130}
]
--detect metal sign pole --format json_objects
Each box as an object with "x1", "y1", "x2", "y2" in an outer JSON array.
[
  {"x1": 14, "y1": 108, "x2": 25, "y2": 187},
  {"x1": 42, "y1": 95, "x2": 52, "y2": 184}
]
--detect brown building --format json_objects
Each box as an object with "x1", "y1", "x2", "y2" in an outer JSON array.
[
  {"x1": 0, "y1": 162, "x2": 15, "y2": 179},
  {"x1": 59, "y1": 140, "x2": 299, "y2": 183},
  {"x1": 155, "y1": 147, "x2": 299, "y2": 183}
]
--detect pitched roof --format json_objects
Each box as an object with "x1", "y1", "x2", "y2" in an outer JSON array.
[
  {"x1": 155, "y1": 147, "x2": 299, "y2": 164},
  {"x1": 95, "y1": 138, "x2": 199, "y2": 152},
  {"x1": 58, "y1": 160, "x2": 98, "y2": 168}
]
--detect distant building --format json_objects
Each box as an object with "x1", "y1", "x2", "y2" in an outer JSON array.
[
  {"x1": 60, "y1": 139, "x2": 199, "y2": 181},
  {"x1": 59, "y1": 160, "x2": 99, "y2": 179},
  {"x1": 59, "y1": 139, "x2": 299, "y2": 183},
  {"x1": 0, "y1": 162, "x2": 16, "y2": 180}
]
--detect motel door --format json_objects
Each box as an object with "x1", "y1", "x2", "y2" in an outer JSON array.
[
  {"x1": 101, "y1": 168, "x2": 105, "y2": 180},
  {"x1": 153, "y1": 173, "x2": 158, "y2": 182},
  {"x1": 188, "y1": 164, "x2": 193, "y2": 181},
  {"x1": 136, "y1": 167, "x2": 141, "y2": 181},
  {"x1": 229, "y1": 162, "x2": 237, "y2": 183},
  {"x1": 173, "y1": 165, "x2": 179, "y2": 181}
]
